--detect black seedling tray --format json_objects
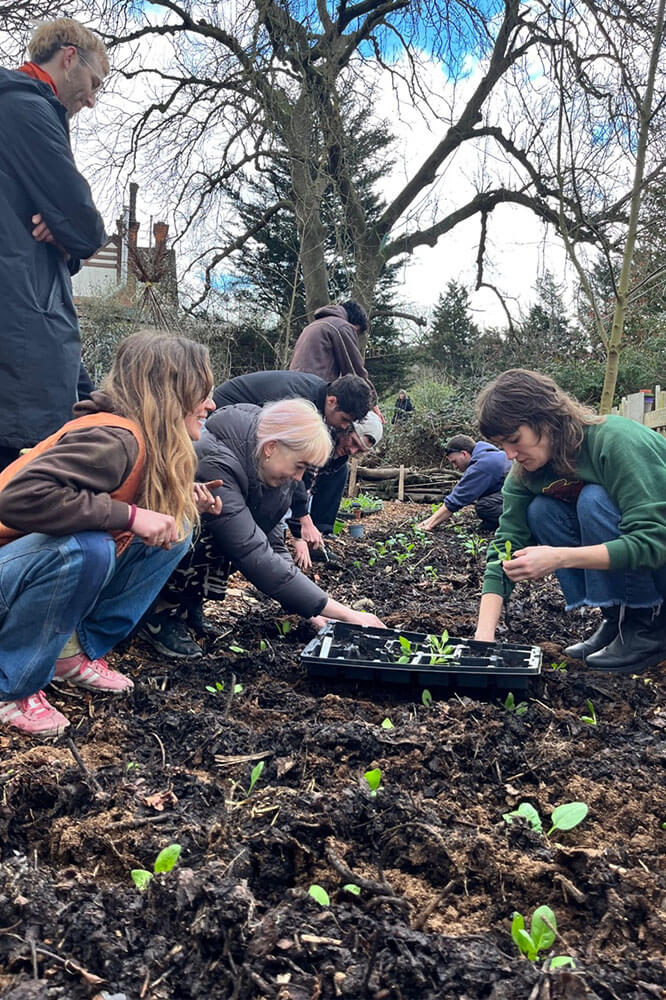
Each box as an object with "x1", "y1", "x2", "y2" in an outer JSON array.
[{"x1": 301, "y1": 622, "x2": 542, "y2": 692}]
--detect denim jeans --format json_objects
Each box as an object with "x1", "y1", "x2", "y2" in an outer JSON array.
[
  {"x1": 526, "y1": 485, "x2": 666, "y2": 611},
  {"x1": 0, "y1": 531, "x2": 190, "y2": 700}
]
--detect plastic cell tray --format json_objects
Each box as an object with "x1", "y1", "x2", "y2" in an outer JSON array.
[{"x1": 301, "y1": 622, "x2": 542, "y2": 692}]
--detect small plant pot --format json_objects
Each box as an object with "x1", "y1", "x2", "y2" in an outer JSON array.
[{"x1": 349, "y1": 523, "x2": 364, "y2": 539}]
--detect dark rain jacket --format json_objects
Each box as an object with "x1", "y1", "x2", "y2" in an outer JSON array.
[
  {"x1": 195, "y1": 404, "x2": 328, "y2": 617},
  {"x1": 0, "y1": 68, "x2": 106, "y2": 449}
]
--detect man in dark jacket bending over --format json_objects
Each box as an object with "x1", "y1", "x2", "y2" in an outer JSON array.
[
  {"x1": 0, "y1": 18, "x2": 107, "y2": 469},
  {"x1": 417, "y1": 434, "x2": 512, "y2": 532}
]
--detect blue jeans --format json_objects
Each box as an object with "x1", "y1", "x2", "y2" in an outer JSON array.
[
  {"x1": 0, "y1": 531, "x2": 190, "y2": 700},
  {"x1": 526, "y1": 485, "x2": 666, "y2": 611}
]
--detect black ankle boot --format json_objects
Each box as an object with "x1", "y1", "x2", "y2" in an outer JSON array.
[
  {"x1": 585, "y1": 606, "x2": 666, "y2": 673},
  {"x1": 186, "y1": 603, "x2": 221, "y2": 638},
  {"x1": 564, "y1": 607, "x2": 620, "y2": 660}
]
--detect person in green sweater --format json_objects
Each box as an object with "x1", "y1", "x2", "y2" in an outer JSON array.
[{"x1": 473, "y1": 368, "x2": 666, "y2": 674}]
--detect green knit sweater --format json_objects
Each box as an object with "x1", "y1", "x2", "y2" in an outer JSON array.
[{"x1": 482, "y1": 415, "x2": 666, "y2": 599}]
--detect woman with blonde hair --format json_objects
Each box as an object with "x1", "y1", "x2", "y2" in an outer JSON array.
[
  {"x1": 474, "y1": 368, "x2": 666, "y2": 674},
  {"x1": 140, "y1": 397, "x2": 384, "y2": 657},
  {"x1": 0, "y1": 330, "x2": 218, "y2": 736}
]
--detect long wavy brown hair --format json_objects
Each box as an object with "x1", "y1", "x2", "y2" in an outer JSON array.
[
  {"x1": 476, "y1": 368, "x2": 603, "y2": 478},
  {"x1": 102, "y1": 330, "x2": 213, "y2": 534}
]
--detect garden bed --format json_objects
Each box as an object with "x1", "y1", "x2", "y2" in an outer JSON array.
[{"x1": 0, "y1": 502, "x2": 664, "y2": 1000}]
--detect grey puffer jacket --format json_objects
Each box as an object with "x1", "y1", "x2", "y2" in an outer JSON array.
[{"x1": 195, "y1": 404, "x2": 328, "y2": 617}]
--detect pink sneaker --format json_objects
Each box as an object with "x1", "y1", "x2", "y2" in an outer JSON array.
[
  {"x1": 54, "y1": 653, "x2": 134, "y2": 693},
  {"x1": 0, "y1": 690, "x2": 70, "y2": 736}
]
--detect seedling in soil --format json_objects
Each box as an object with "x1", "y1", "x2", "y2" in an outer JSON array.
[
  {"x1": 131, "y1": 843, "x2": 182, "y2": 891},
  {"x1": 247, "y1": 760, "x2": 265, "y2": 796},
  {"x1": 205, "y1": 680, "x2": 244, "y2": 696},
  {"x1": 503, "y1": 801, "x2": 588, "y2": 839},
  {"x1": 275, "y1": 619, "x2": 292, "y2": 637},
  {"x1": 511, "y1": 904, "x2": 557, "y2": 961},
  {"x1": 580, "y1": 699, "x2": 597, "y2": 725},
  {"x1": 308, "y1": 884, "x2": 330, "y2": 906},
  {"x1": 381, "y1": 717, "x2": 395, "y2": 730},
  {"x1": 502, "y1": 801, "x2": 543, "y2": 833},
  {"x1": 126, "y1": 761, "x2": 140, "y2": 773},
  {"x1": 229, "y1": 643, "x2": 246, "y2": 654},
  {"x1": 364, "y1": 767, "x2": 382, "y2": 796},
  {"x1": 333, "y1": 519, "x2": 345, "y2": 536},
  {"x1": 550, "y1": 660, "x2": 567, "y2": 673},
  {"x1": 423, "y1": 564, "x2": 439, "y2": 582},
  {"x1": 422, "y1": 688, "x2": 433, "y2": 709},
  {"x1": 343, "y1": 883, "x2": 361, "y2": 896},
  {"x1": 504, "y1": 692, "x2": 528, "y2": 716}
]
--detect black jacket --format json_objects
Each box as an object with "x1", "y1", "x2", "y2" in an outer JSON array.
[
  {"x1": 195, "y1": 405, "x2": 328, "y2": 617},
  {"x1": 213, "y1": 370, "x2": 328, "y2": 412},
  {"x1": 0, "y1": 68, "x2": 106, "y2": 449}
]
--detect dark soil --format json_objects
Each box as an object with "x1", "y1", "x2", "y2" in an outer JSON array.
[{"x1": 1, "y1": 502, "x2": 665, "y2": 1000}]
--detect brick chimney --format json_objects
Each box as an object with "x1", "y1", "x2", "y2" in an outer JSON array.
[{"x1": 153, "y1": 220, "x2": 168, "y2": 247}]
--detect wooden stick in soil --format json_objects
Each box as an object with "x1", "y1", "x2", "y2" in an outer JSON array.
[{"x1": 65, "y1": 737, "x2": 105, "y2": 797}]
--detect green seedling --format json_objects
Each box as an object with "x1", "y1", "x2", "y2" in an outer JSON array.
[
  {"x1": 423, "y1": 564, "x2": 439, "y2": 582},
  {"x1": 332, "y1": 519, "x2": 345, "y2": 536},
  {"x1": 126, "y1": 761, "x2": 140, "y2": 773},
  {"x1": 503, "y1": 800, "x2": 588, "y2": 839},
  {"x1": 504, "y1": 691, "x2": 528, "y2": 716},
  {"x1": 364, "y1": 767, "x2": 382, "y2": 796},
  {"x1": 229, "y1": 643, "x2": 246, "y2": 654},
  {"x1": 247, "y1": 759, "x2": 265, "y2": 796},
  {"x1": 343, "y1": 883, "x2": 361, "y2": 896},
  {"x1": 546, "y1": 956, "x2": 577, "y2": 970},
  {"x1": 421, "y1": 688, "x2": 433, "y2": 709},
  {"x1": 427, "y1": 629, "x2": 454, "y2": 664},
  {"x1": 339, "y1": 493, "x2": 382, "y2": 514},
  {"x1": 580, "y1": 699, "x2": 597, "y2": 725},
  {"x1": 308, "y1": 884, "x2": 330, "y2": 906},
  {"x1": 503, "y1": 801, "x2": 543, "y2": 833},
  {"x1": 550, "y1": 660, "x2": 567, "y2": 673},
  {"x1": 492, "y1": 539, "x2": 513, "y2": 562},
  {"x1": 397, "y1": 635, "x2": 414, "y2": 663},
  {"x1": 430, "y1": 502, "x2": 443, "y2": 515},
  {"x1": 275, "y1": 619, "x2": 292, "y2": 637},
  {"x1": 381, "y1": 717, "x2": 395, "y2": 730},
  {"x1": 205, "y1": 680, "x2": 243, "y2": 696},
  {"x1": 353, "y1": 559, "x2": 361, "y2": 569},
  {"x1": 131, "y1": 843, "x2": 182, "y2": 891},
  {"x1": 259, "y1": 639, "x2": 267, "y2": 652},
  {"x1": 546, "y1": 801, "x2": 588, "y2": 837},
  {"x1": 511, "y1": 905, "x2": 557, "y2": 961}
]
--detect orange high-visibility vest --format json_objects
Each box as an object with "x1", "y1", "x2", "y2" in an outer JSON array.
[{"x1": 0, "y1": 412, "x2": 145, "y2": 552}]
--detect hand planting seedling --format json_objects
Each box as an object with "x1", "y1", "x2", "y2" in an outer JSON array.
[
  {"x1": 504, "y1": 691, "x2": 528, "y2": 716},
  {"x1": 364, "y1": 767, "x2": 382, "y2": 796},
  {"x1": 580, "y1": 699, "x2": 597, "y2": 725},
  {"x1": 131, "y1": 843, "x2": 181, "y2": 891}
]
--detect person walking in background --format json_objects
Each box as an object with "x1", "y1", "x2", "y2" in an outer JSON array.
[
  {"x1": 0, "y1": 18, "x2": 108, "y2": 470},
  {"x1": 138, "y1": 399, "x2": 385, "y2": 658},
  {"x1": 392, "y1": 389, "x2": 413, "y2": 424},
  {"x1": 0, "y1": 331, "x2": 217, "y2": 736},
  {"x1": 418, "y1": 434, "x2": 511, "y2": 532},
  {"x1": 474, "y1": 368, "x2": 666, "y2": 674}
]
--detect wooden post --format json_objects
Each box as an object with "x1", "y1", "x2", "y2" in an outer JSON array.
[
  {"x1": 347, "y1": 457, "x2": 359, "y2": 498},
  {"x1": 398, "y1": 464, "x2": 405, "y2": 501}
]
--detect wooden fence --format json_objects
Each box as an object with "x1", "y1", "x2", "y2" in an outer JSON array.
[{"x1": 613, "y1": 386, "x2": 666, "y2": 435}]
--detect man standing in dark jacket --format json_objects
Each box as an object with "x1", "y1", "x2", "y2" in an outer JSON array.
[
  {"x1": 0, "y1": 18, "x2": 107, "y2": 469},
  {"x1": 417, "y1": 434, "x2": 512, "y2": 532},
  {"x1": 289, "y1": 301, "x2": 370, "y2": 382}
]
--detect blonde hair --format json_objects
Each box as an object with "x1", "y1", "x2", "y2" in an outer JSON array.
[
  {"x1": 29, "y1": 18, "x2": 109, "y2": 75},
  {"x1": 102, "y1": 330, "x2": 213, "y2": 535},
  {"x1": 256, "y1": 399, "x2": 332, "y2": 468}
]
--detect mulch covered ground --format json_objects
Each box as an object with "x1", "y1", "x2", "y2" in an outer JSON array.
[{"x1": 1, "y1": 501, "x2": 664, "y2": 1000}]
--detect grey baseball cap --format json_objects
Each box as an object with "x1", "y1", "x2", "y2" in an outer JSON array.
[{"x1": 352, "y1": 411, "x2": 383, "y2": 450}]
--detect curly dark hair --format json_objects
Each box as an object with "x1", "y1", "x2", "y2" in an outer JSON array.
[
  {"x1": 340, "y1": 300, "x2": 369, "y2": 333},
  {"x1": 476, "y1": 368, "x2": 603, "y2": 478},
  {"x1": 328, "y1": 374, "x2": 375, "y2": 420}
]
